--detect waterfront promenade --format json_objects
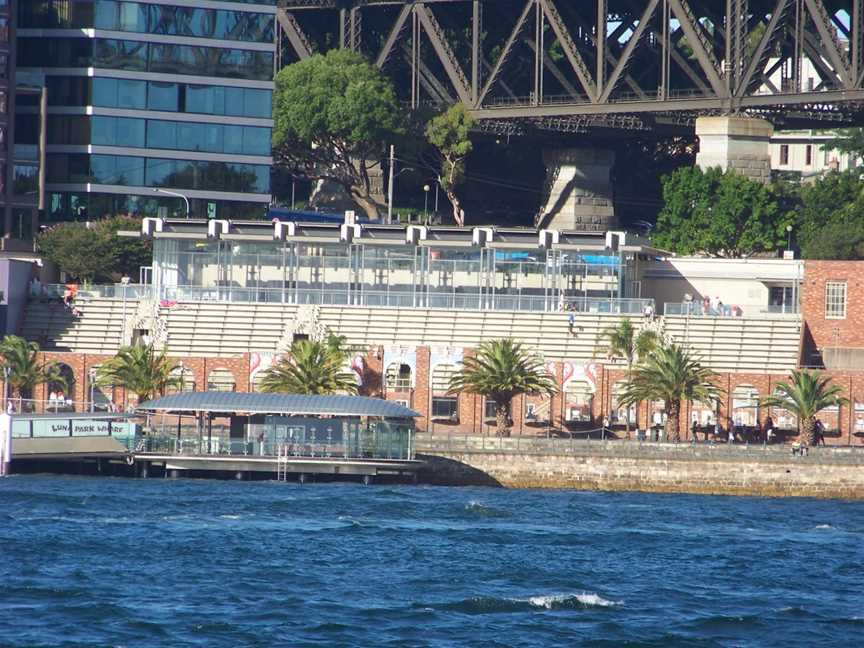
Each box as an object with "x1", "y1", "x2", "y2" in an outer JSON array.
[{"x1": 415, "y1": 433, "x2": 864, "y2": 498}]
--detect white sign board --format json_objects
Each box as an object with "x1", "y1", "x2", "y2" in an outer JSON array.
[{"x1": 0, "y1": 413, "x2": 11, "y2": 477}]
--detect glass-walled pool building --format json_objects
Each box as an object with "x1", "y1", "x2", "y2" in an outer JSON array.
[
  {"x1": 17, "y1": 0, "x2": 275, "y2": 222},
  {"x1": 139, "y1": 220, "x2": 655, "y2": 313}
]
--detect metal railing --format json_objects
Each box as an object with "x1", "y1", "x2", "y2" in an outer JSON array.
[
  {"x1": 30, "y1": 283, "x2": 151, "y2": 301},
  {"x1": 161, "y1": 284, "x2": 654, "y2": 315},
  {"x1": 664, "y1": 302, "x2": 800, "y2": 318},
  {"x1": 3, "y1": 397, "x2": 128, "y2": 415},
  {"x1": 133, "y1": 435, "x2": 413, "y2": 461}
]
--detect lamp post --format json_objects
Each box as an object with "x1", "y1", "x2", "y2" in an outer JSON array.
[
  {"x1": 786, "y1": 224, "x2": 793, "y2": 251},
  {"x1": 423, "y1": 184, "x2": 430, "y2": 224},
  {"x1": 153, "y1": 188, "x2": 190, "y2": 219},
  {"x1": 2, "y1": 366, "x2": 9, "y2": 410}
]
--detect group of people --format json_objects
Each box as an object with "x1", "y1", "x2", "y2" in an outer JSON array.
[
  {"x1": 29, "y1": 277, "x2": 82, "y2": 317},
  {"x1": 47, "y1": 391, "x2": 72, "y2": 411},
  {"x1": 689, "y1": 295, "x2": 744, "y2": 317}
]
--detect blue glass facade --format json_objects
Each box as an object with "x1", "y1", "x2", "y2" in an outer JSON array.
[{"x1": 18, "y1": 0, "x2": 274, "y2": 221}]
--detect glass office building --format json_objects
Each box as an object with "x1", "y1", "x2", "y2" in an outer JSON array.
[{"x1": 17, "y1": 0, "x2": 276, "y2": 222}]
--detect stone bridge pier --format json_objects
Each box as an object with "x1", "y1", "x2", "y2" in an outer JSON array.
[
  {"x1": 537, "y1": 148, "x2": 617, "y2": 232},
  {"x1": 695, "y1": 116, "x2": 774, "y2": 183}
]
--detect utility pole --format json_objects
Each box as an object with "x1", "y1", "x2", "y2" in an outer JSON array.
[{"x1": 387, "y1": 144, "x2": 395, "y2": 224}]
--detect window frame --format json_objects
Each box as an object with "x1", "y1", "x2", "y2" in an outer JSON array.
[{"x1": 825, "y1": 281, "x2": 847, "y2": 320}]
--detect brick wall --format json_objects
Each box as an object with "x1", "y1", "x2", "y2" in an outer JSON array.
[
  {"x1": 801, "y1": 260, "x2": 864, "y2": 351},
  {"x1": 13, "y1": 346, "x2": 864, "y2": 448}
]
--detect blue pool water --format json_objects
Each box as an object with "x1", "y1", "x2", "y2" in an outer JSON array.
[{"x1": 1, "y1": 475, "x2": 862, "y2": 647}]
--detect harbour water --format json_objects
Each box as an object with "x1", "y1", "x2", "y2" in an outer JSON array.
[{"x1": 1, "y1": 475, "x2": 862, "y2": 647}]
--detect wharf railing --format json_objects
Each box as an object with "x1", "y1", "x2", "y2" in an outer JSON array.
[{"x1": 132, "y1": 435, "x2": 414, "y2": 461}]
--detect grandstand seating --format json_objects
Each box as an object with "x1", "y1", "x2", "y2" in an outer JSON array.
[
  {"x1": 19, "y1": 297, "x2": 802, "y2": 373},
  {"x1": 19, "y1": 297, "x2": 130, "y2": 354},
  {"x1": 663, "y1": 315, "x2": 800, "y2": 373}
]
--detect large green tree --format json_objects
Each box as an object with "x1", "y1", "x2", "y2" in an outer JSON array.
[
  {"x1": 96, "y1": 345, "x2": 180, "y2": 405},
  {"x1": 618, "y1": 343, "x2": 719, "y2": 442},
  {"x1": 36, "y1": 216, "x2": 152, "y2": 282},
  {"x1": 602, "y1": 318, "x2": 659, "y2": 434},
  {"x1": 653, "y1": 167, "x2": 789, "y2": 257},
  {"x1": 797, "y1": 170, "x2": 864, "y2": 260},
  {"x1": 259, "y1": 334, "x2": 358, "y2": 395},
  {"x1": 272, "y1": 49, "x2": 404, "y2": 219},
  {"x1": 0, "y1": 335, "x2": 66, "y2": 407},
  {"x1": 426, "y1": 103, "x2": 474, "y2": 226},
  {"x1": 820, "y1": 128, "x2": 864, "y2": 159},
  {"x1": 762, "y1": 370, "x2": 846, "y2": 446},
  {"x1": 448, "y1": 339, "x2": 557, "y2": 437}
]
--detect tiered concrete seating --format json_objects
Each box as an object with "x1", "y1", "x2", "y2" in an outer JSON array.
[
  {"x1": 316, "y1": 307, "x2": 629, "y2": 361},
  {"x1": 664, "y1": 315, "x2": 801, "y2": 373},
  {"x1": 22, "y1": 295, "x2": 801, "y2": 374},
  {"x1": 19, "y1": 297, "x2": 131, "y2": 353},
  {"x1": 161, "y1": 302, "x2": 291, "y2": 356}
]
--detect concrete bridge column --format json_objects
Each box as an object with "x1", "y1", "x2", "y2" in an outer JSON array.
[
  {"x1": 537, "y1": 148, "x2": 617, "y2": 231},
  {"x1": 695, "y1": 116, "x2": 773, "y2": 183}
]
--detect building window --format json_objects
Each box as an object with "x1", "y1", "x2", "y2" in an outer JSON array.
[
  {"x1": 385, "y1": 363, "x2": 412, "y2": 391},
  {"x1": 805, "y1": 145, "x2": 813, "y2": 166},
  {"x1": 825, "y1": 282, "x2": 847, "y2": 319},
  {"x1": 779, "y1": 144, "x2": 789, "y2": 166},
  {"x1": 484, "y1": 398, "x2": 511, "y2": 421},
  {"x1": 431, "y1": 397, "x2": 458, "y2": 421}
]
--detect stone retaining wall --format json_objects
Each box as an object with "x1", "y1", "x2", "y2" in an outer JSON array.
[{"x1": 416, "y1": 437, "x2": 864, "y2": 499}]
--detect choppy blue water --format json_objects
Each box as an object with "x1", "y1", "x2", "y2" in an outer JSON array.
[{"x1": 1, "y1": 476, "x2": 863, "y2": 647}]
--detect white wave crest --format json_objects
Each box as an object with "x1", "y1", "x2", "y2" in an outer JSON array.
[
  {"x1": 813, "y1": 524, "x2": 834, "y2": 530},
  {"x1": 527, "y1": 592, "x2": 623, "y2": 609}
]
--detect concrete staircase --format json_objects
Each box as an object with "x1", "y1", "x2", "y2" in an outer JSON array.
[
  {"x1": 19, "y1": 297, "x2": 131, "y2": 353},
  {"x1": 664, "y1": 315, "x2": 800, "y2": 373},
  {"x1": 19, "y1": 296, "x2": 803, "y2": 374}
]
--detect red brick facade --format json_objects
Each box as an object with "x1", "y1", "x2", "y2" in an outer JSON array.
[
  {"x1": 801, "y1": 260, "x2": 864, "y2": 360},
  {"x1": 6, "y1": 347, "x2": 861, "y2": 447}
]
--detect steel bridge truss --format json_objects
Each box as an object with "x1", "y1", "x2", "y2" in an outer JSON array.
[{"x1": 277, "y1": 1, "x2": 864, "y2": 132}]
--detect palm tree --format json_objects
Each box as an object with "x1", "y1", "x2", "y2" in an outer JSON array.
[
  {"x1": 0, "y1": 335, "x2": 66, "y2": 410},
  {"x1": 618, "y1": 343, "x2": 719, "y2": 442},
  {"x1": 602, "y1": 318, "x2": 659, "y2": 433},
  {"x1": 762, "y1": 370, "x2": 847, "y2": 446},
  {"x1": 448, "y1": 338, "x2": 557, "y2": 437},
  {"x1": 259, "y1": 334, "x2": 358, "y2": 395},
  {"x1": 96, "y1": 345, "x2": 181, "y2": 405}
]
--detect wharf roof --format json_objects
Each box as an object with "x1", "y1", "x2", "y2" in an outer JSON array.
[{"x1": 137, "y1": 392, "x2": 420, "y2": 418}]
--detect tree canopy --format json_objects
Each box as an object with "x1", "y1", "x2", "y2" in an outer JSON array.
[
  {"x1": 36, "y1": 216, "x2": 152, "y2": 282},
  {"x1": 797, "y1": 169, "x2": 864, "y2": 260},
  {"x1": 618, "y1": 343, "x2": 719, "y2": 442},
  {"x1": 652, "y1": 167, "x2": 790, "y2": 257},
  {"x1": 820, "y1": 128, "x2": 864, "y2": 160},
  {"x1": 448, "y1": 338, "x2": 556, "y2": 437},
  {"x1": 762, "y1": 370, "x2": 846, "y2": 446},
  {"x1": 426, "y1": 103, "x2": 474, "y2": 226},
  {"x1": 258, "y1": 334, "x2": 358, "y2": 396},
  {"x1": 0, "y1": 335, "x2": 66, "y2": 403},
  {"x1": 96, "y1": 345, "x2": 181, "y2": 404},
  {"x1": 272, "y1": 50, "x2": 404, "y2": 219}
]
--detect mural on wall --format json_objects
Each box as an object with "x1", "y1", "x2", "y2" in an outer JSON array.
[
  {"x1": 383, "y1": 346, "x2": 417, "y2": 389},
  {"x1": 350, "y1": 355, "x2": 365, "y2": 387},
  {"x1": 249, "y1": 352, "x2": 284, "y2": 387},
  {"x1": 429, "y1": 347, "x2": 464, "y2": 374},
  {"x1": 562, "y1": 361, "x2": 599, "y2": 423}
]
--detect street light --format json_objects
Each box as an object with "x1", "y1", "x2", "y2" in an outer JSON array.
[
  {"x1": 786, "y1": 224, "x2": 793, "y2": 251},
  {"x1": 423, "y1": 184, "x2": 430, "y2": 224},
  {"x1": 153, "y1": 188, "x2": 190, "y2": 219}
]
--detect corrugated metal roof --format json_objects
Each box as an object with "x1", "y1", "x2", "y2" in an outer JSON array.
[{"x1": 136, "y1": 392, "x2": 419, "y2": 418}]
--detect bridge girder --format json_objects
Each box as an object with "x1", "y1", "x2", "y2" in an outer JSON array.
[{"x1": 276, "y1": 0, "x2": 864, "y2": 133}]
